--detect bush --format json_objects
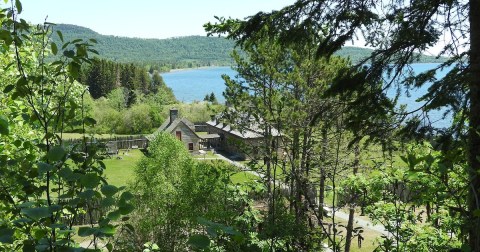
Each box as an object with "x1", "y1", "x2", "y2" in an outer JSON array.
[
  {"x1": 118, "y1": 132, "x2": 253, "y2": 251},
  {"x1": 122, "y1": 103, "x2": 153, "y2": 134}
]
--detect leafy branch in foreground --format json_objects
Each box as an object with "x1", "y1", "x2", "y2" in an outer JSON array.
[{"x1": 0, "y1": 1, "x2": 133, "y2": 251}]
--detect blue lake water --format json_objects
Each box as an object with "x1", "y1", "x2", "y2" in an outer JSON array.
[
  {"x1": 161, "y1": 67, "x2": 235, "y2": 103},
  {"x1": 161, "y1": 63, "x2": 452, "y2": 128}
]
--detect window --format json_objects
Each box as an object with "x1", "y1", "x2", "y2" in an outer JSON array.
[
  {"x1": 175, "y1": 131, "x2": 182, "y2": 140},
  {"x1": 188, "y1": 143, "x2": 194, "y2": 151}
]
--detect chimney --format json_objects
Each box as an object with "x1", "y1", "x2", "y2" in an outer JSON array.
[{"x1": 170, "y1": 108, "x2": 178, "y2": 124}]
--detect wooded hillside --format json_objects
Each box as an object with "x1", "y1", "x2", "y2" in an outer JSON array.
[
  {"x1": 52, "y1": 24, "x2": 235, "y2": 69},
  {"x1": 53, "y1": 24, "x2": 446, "y2": 68}
]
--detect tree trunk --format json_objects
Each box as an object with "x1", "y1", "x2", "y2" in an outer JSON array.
[
  {"x1": 344, "y1": 207, "x2": 355, "y2": 252},
  {"x1": 318, "y1": 128, "x2": 328, "y2": 221},
  {"x1": 345, "y1": 143, "x2": 360, "y2": 252},
  {"x1": 469, "y1": 0, "x2": 480, "y2": 250}
]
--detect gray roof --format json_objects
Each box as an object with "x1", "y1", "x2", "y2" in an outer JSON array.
[
  {"x1": 164, "y1": 118, "x2": 195, "y2": 133},
  {"x1": 157, "y1": 117, "x2": 172, "y2": 131},
  {"x1": 201, "y1": 133, "x2": 220, "y2": 139},
  {"x1": 206, "y1": 120, "x2": 280, "y2": 139},
  {"x1": 149, "y1": 117, "x2": 200, "y2": 139}
]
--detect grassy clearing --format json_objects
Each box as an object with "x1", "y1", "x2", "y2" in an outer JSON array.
[
  {"x1": 103, "y1": 149, "x2": 144, "y2": 187},
  {"x1": 323, "y1": 217, "x2": 381, "y2": 252},
  {"x1": 351, "y1": 227, "x2": 381, "y2": 252},
  {"x1": 230, "y1": 171, "x2": 260, "y2": 184}
]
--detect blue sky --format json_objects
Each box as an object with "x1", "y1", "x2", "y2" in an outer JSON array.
[{"x1": 17, "y1": 0, "x2": 296, "y2": 39}]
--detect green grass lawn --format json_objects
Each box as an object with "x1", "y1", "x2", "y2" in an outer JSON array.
[
  {"x1": 230, "y1": 171, "x2": 259, "y2": 184},
  {"x1": 338, "y1": 220, "x2": 381, "y2": 252},
  {"x1": 103, "y1": 149, "x2": 144, "y2": 187},
  {"x1": 102, "y1": 150, "x2": 258, "y2": 187}
]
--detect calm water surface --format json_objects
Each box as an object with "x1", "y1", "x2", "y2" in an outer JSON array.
[
  {"x1": 161, "y1": 64, "x2": 453, "y2": 128},
  {"x1": 161, "y1": 67, "x2": 235, "y2": 103}
]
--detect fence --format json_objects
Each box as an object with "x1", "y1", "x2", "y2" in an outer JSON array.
[
  {"x1": 62, "y1": 136, "x2": 149, "y2": 154},
  {"x1": 59, "y1": 200, "x2": 112, "y2": 226}
]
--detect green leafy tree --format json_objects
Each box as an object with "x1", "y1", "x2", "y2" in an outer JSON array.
[
  {"x1": 122, "y1": 103, "x2": 153, "y2": 134},
  {"x1": 211, "y1": 24, "x2": 359, "y2": 249},
  {"x1": 0, "y1": 2, "x2": 133, "y2": 250},
  {"x1": 107, "y1": 87, "x2": 128, "y2": 111},
  {"x1": 120, "y1": 132, "x2": 257, "y2": 251}
]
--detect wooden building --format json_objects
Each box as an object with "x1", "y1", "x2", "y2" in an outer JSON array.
[
  {"x1": 155, "y1": 109, "x2": 202, "y2": 152},
  {"x1": 205, "y1": 118, "x2": 282, "y2": 160}
]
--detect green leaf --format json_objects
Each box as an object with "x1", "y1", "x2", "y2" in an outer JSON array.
[
  {"x1": 21, "y1": 207, "x2": 50, "y2": 221},
  {"x1": 47, "y1": 146, "x2": 65, "y2": 162},
  {"x1": 0, "y1": 227, "x2": 14, "y2": 243},
  {"x1": 63, "y1": 50, "x2": 75, "y2": 58},
  {"x1": 79, "y1": 189, "x2": 95, "y2": 199},
  {"x1": 80, "y1": 173, "x2": 100, "y2": 188},
  {"x1": 3, "y1": 84, "x2": 14, "y2": 93},
  {"x1": 119, "y1": 203, "x2": 134, "y2": 215},
  {"x1": 107, "y1": 210, "x2": 121, "y2": 221},
  {"x1": 48, "y1": 204, "x2": 62, "y2": 213},
  {"x1": 101, "y1": 185, "x2": 118, "y2": 197},
  {"x1": 58, "y1": 167, "x2": 75, "y2": 181},
  {"x1": 0, "y1": 30, "x2": 13, "y2": 46},
  {"x1": 0, "y1": 115, "x2": 9, "y2": 135},
  {"x1": 99, "y1": 225, "x2": 115, "y2": 236},
  {"x1": 106, "y1": 243, "x2": 113, "y2": 252},
  {"x1": 187, "y1": 234, "x2": 210, "y2": 249},
  {"x1": 15, "y1": 0, "x2": 22, "y2": 13},
  {"x1": 34, "y1": 229, "x2": 47, "y2": 240},
  {"x1": 56, "y1": 30, "x2": 63, "y2": 42},
  {"x1": 51, "y1": 42, "x2": 58, "y2": 55},
  {"x1": 101, "y1": 197, "x2": 116, "y2": 208},
  {"x1": 37, "y1": 162, "x2": 54, "y2": 174},
  {"x1": 68, "y1": 61, "x2": 81, "y2": 79},
  {"x1": 120, "y1": 191, "x2": 134, "y2": 201},
  {"x1": 83, "y1": 117, "x2": 97, "y2": 126},
  {"x1": 78, "y1": 227, "x2": 95, "y2": 237}
]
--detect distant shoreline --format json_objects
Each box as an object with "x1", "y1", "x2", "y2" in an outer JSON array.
[
  {"x1": 166, "y1": 62, "x2": 444, "y2": 74},
  {"x1": 167, "y1": 65, "x2": 230, "y2": 73}
]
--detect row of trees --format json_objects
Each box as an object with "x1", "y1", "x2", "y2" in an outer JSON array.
[{"x1": 78, "y1": 58, "x2": 169, "y2": 106}]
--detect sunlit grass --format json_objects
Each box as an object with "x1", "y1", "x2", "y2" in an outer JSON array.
[
  {"x1": 230, "y1": 171, "x2": 259, "y2": 184},
  {"x1": 103, "y1": 149, "x2": 144, "y2": 187}
]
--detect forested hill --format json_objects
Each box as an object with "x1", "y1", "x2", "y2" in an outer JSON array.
[
  {"x1": 335, "y1": 46, "x2": 447, "y2": 64},
  {"x1": 52, "y1": 24, "x2": 235, "y2": 69},
  {"x1": 52, "y1": 24, "x2": 446, "y2": 68}
]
